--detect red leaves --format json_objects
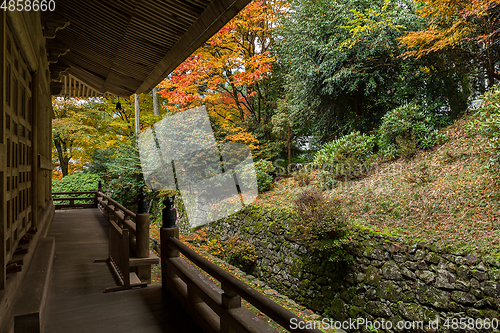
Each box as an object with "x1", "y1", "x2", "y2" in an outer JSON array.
[{"x1": 158, "y1": 0, "x2": 284, "y2": 129}]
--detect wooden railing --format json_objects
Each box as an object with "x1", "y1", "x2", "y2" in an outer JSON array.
[
  {"x1": 161, "y1": 226, "x2": 322, "y2": 333},
  {"x1": 97, "y1": 191, "x2": 159, "y2": 291},
  {"x1": 52, "y1": 191, "x2": 98, "y2": 209},
  {"x1": 52, "y1": 187, "x2": 321, "y2": 332}
]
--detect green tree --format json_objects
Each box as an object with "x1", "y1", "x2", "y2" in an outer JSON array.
[
  {"x1": 276, "y1": 0, "x2": 447, "y2": 140},
  {"x1": 52, "y1": 93, "x2": 165, "y2": 178},
  {"x1": 52, "y1": 97, "x2": 101, "y2": 177}
]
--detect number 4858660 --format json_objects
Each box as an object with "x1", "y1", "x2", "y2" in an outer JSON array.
[{"x1": 1, "y1": 0, "x2": 56, "y2": 11}]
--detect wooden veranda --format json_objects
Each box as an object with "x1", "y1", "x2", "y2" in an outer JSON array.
[
  {"x1": 43, "y1": 208, "x2": 201, "y2": 333},
  {"x1": 30, "y1": 190, "x2": 324, "y2": 333}
]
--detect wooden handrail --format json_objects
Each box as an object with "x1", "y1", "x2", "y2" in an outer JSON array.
[
  {"x1": 97, "y1": 192, "x2": 136, "y2": 220},
  {"x1": 97, "y1": 191, "x2": 156, "y2": 284},
  {"x1": 53, "y1": 197, "x2": 96, "y2": 201},
  {"x1": 52, "y1": 191, "x2": 96, "y2": 195},
  {"x1": 52, "y1": 191, "x2": 99, "y2": 209},
  {"x1": 163, "y1": 230, "x2": 322, "y2": 333}
]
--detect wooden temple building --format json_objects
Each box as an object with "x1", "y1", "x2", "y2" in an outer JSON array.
[
  {"x1": 0, "y1": 0, "x2": 252, "y2": 331},
  {"x1": 0, "y1": 1, "x2": 324, "y2": 332}
]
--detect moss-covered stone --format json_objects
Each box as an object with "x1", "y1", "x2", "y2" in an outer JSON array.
[
  {"x1": 365, "y1": 265, "x2": 382, "y2": 286},
  {"x1": 382, "y1": 261, "x2": 402, "y2": 280},
  {"x1": 417, "y1": 285, "x2": 450, "y2": 310},
  {"x1": 365, "y1": 301, "x2": 392, "y2": 318},
  {"x1": 349, "y1": 305, "x2": 365, "y2": 318},
  {"x1": 328, "y1": 297, "x2": 347, "y2": 320},
  {"x1": 377, "y1": 281, "x2": 402, "y2": 303},
  {"x1": 481, "y1": 281, "x2": 500, "y2": 297},
  {"x1": 450, "y1": 291, "x2": 477, "y2": 305},
  {"x1": 397, "y1": 302, "x2": 437, "y2": 322}
]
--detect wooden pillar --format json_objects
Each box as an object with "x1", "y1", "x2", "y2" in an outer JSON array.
[
  {"x1": 0, "y1": 10, "x2": 5, "y2": 291},
  {"x1": 160, "y1": 226, "x2": 179, "y2": 292},
  {"x1": 30, "y1": 72, "x2": 38, "y2": 228},
  {"x1": 134, "y1": 93, "x2": 140, "y2": 134},
  {"x1": 135, "y1": 213, "x2": 151, "y2": 283},
  {"x1": 221, "y1": 284, "x2": 241, "y2": 333}
]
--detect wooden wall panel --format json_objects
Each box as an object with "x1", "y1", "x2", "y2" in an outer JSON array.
[
  {"x1": 2, "y1": 23, "x2": 33, "y2": 287},
  {"x1": 0, "y1": 10, "x2": 6, "y2": 291}
]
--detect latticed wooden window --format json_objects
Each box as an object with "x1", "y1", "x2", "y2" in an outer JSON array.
[{"x1": 1, "y1": 22, "x2": 34, "y2": 289}]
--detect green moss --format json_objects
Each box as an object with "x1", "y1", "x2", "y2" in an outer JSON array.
[
  {"x1": 349, "y1": 306, "x2": 364, "y2": 318},
  {"x1": 327, "y1": 297, "x2": 347, "y2": 320},
  {"x1": 365, "y1": 265, "x2": 382, "y2": 286}
]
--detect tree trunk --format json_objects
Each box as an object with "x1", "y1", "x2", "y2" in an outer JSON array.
[
  {"x1": 53, "y1": 137, "x2": 69, "y2": 177},
  {"x1": 445, "y1": 76, "x2": 470, "y2": 119}
]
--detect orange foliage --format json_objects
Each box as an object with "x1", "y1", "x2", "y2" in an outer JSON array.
[
  {"x1": 159, "y1": 0, "x2": 287, "y2": 145},
  {"x1": 400, "y1": 0, "x2": 500, "y2": 86}
]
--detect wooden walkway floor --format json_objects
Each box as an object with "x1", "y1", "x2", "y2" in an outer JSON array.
[{"x1": 43, "y1": 208, "x2": 202, "y2": 333}]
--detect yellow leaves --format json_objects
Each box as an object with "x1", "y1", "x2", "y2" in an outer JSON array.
[
  {"x1": 400, "y1": 0, "x2": 500, "y2": 58},
  {"x1": 339, "y1": 0, "x2": 406, "y2": 50},
  {"x1": 224, "y1": 127, "x2": 260, "y2": 150}
]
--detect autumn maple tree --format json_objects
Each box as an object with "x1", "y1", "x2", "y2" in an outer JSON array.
[
  {"x1": 159, "y1": 0, "x2": 287, "y2": 150},
  {"x1": 52, "y1": 95, "x2": 163, "y2": 178}
]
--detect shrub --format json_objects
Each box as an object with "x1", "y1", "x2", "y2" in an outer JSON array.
[
  {"x1": 313, "y1": 131, "x2": 375, "y2": 184},
  {"x1": 378, "y1": 103, "x2": 443, "y2": 159},
  {"x1": 206, "y1": 235, "x2": 257, "y2": 270},
  {"x1": 469, "y1": 86, "x2": 500, "y2": 170},
  {"x1": 293, "y1": 189, "x2": 351, "y2": 262},
  {"x1": 254, "y1": 159, "x2": 274, "y2": 193},
  {"x1": 52, "y1": 173, "x2": 102, "y2": 193},
  {"x1": 293, "y1": 170, "x2": 314, "y2": 186},
  {"x1": 52, "y1": 173, "x2": 102, "y2": 204},
  {"x1": 225, "y1": 235, "x2": 257, "y2": 270}
]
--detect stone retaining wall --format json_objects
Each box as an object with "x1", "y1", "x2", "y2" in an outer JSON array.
[{"x1": 206, "y1": 205, "x2": 500, "y2": 332}]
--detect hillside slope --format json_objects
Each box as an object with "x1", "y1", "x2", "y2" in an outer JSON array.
[{"x1": 256, "y1": 114, "x2": 500, "y2": 255}]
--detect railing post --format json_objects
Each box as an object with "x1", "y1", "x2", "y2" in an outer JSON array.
[
  {"x1": 113, "y1": 206, "x2": 120, "y2": 226},
  {"x1": 95, "y1": 181, "x2": 101, "y2": 208},
  {"x1": 221, "y1": 284, "x2": 241, "y2": 333},
  {"x1": 136, "y1": 193, "x2": 152, "y2": 283},
  {"x1": 160, "y1": 197, "x2": 179, "y2": 292},
  {"x1": 108, "y1": 205, "x2": 116, "y2": 224}
]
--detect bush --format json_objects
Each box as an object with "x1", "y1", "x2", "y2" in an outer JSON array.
[
  {"x1": 293, "y1": 170, "x2": 314, "y2": 186},
  {"x1": 378, "y1": 103, "x2": 443, "y2": 159},
  {"x1": 313, "y1": 131, "x2": 375, "y2": 184},
  {"x1": 206, "y1": 235, "x2": 256, "y2": 271},
  {"x1": 469, "y1": 86, "x2": 500, "y2": 170},
  {"x1": 254, "y1": 159, "x2": 274, "y2": 193},
  {"x1": 52, "y1": 173, "x2": 102, "y2": 204},
  {"x1": 293, "y1": 189, "x2": 351, "y2": 262},
  {"x1": 52, "y1": 173, "x2": 102, "y2": 193}
]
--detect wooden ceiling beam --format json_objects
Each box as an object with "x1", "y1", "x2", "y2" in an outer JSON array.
[
  {"x1": 49, "y1": 0, "x2": 251, "y2": 97},
  {"x1": 41, "y1": 12, "x2": 70, "y2": 39},
  {"x1": 46, "y1": 40, "x2": 70, "y2": 63},
  {"x1": 136, "y1": 0, "x2": 251, "y2": 94},
  {"x1": 59, "y1": 60, "x2": 107, "y2": 92}
]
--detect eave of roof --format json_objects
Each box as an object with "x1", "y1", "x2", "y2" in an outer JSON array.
[{"x1": 44, "y1": 0, "x2": 251, "y2": 97}]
